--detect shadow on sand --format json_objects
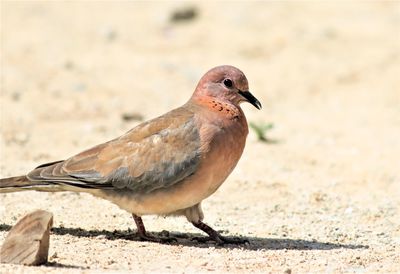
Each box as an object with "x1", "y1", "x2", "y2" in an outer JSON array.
[{"x1": 0, "y1": 223, "x2": 368, "y2": 251}]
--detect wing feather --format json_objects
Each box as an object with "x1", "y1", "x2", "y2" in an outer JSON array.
[{"x1": 27, "y1": 107, "x2": 201, "y2": 193}]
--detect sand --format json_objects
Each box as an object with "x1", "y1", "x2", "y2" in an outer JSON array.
[{"x1": 1, "y1": 1, "x2": 399, "y2": 273}]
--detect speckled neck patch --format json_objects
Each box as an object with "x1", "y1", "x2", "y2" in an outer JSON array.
[{"x1": 197, "y1": 97, "x2": 240, "y2": 120}]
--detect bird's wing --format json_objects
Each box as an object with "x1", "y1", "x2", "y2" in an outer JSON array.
[{"x1": 27, "y1": 107, "x2": 201, "y2": 194}]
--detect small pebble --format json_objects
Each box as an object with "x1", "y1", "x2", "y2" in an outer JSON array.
[
  {"x1": 121, "y1": 112, "x2": 144, "y2": 122},
  {"x1": 170, "y1": 6, "x2": 198, "y2": 23}
]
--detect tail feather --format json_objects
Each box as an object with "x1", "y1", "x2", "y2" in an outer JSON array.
[
  {"x1": 1, "y1": 176, "x2": 30, "y2": 187},
  {"x1": 0, "y1": 176, "x2": 61, "y2": 193}
]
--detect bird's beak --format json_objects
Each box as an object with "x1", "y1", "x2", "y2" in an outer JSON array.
[{"x1": 238, "y1": 90, "x2": 262, "y2": 110}]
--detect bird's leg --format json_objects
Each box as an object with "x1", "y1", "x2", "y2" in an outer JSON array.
[
  {"x1": 132, "y1": 214, "x2": 149, "y2": 239},
  {"x1": 132, "y1": 214, "x2": 176, "y2": 243},
  {"x1": 192, "y1": 221, "x2": 248, "y2": 245}
]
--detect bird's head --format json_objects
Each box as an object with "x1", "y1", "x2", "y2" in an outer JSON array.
[{"x1": 192, "y1": 65, "x2": 261, "y2": 110}]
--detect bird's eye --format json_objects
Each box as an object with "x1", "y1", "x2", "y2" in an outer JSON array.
[{"x1": 223, "y1": 79, "x2": 233, "y2": 88}]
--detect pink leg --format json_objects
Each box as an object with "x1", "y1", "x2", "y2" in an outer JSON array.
[
  {"x1": 132, "y1": 214, "x2": 176, "y2": 243},
  {"x1": 192, "y1": 220, "x2": 248, "y2": 245}
]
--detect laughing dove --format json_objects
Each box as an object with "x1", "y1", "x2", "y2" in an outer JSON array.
[{"x1": 0, "y1": 65, "x2": 261, "y2": 244}]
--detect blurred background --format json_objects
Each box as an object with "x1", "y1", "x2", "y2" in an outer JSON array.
[{"x1": 1, "y1": 1, "x2": 399, "y2": 272}]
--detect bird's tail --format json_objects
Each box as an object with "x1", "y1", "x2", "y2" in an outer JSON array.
[{"x1": 0, "y1": 176, "x2": 63, "y2": 193}]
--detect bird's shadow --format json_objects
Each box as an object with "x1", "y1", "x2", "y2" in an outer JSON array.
[{"x1": 0, "y1": 223, "x2": 368, "y2": 251}]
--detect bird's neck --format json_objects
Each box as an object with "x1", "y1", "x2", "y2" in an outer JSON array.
[{"x1": 190, "y1": 95, "x2": 243, "y2": 120}]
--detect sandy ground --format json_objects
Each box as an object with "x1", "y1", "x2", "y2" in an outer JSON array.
[{"x1": 1, "y1": 1, "x2": 399, "y2": 273}]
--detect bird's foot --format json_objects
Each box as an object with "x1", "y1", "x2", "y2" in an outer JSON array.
[
  {"x1": 137, "y1": 231, "x2": 177, "y2": 243},
  {"x1": 192, "y1": 235, "x2": 248, "y2": 245},
  {"x1": 218, "y1": 235, "x2": 249, "y2": 245},
  {"x1": 191, "y1": 221, "x2": 248, "y2": 245},
  {"x1": 132, "y1": 214, "x2": 176, "y2": 243}
]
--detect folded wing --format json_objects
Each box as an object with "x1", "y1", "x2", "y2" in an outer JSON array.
[{"x1": 27, "y1": 107, "x2": 201, "y2": 194}]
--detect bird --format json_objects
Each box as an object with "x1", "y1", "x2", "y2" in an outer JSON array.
[{"x1": 0, "y1": 65, "x2": 261, "y2": 244}]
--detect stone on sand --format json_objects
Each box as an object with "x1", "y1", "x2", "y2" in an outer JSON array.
[{"x1": 0, "y1": 210, "x2": 53, "y2": 266}]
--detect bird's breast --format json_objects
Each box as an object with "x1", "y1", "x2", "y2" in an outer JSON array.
[
  {"x1": 194, "y1": 114, "x2": 248, "y2": 194},
  {"x1": 93, "y1": 112, "x2": 248, "y2": 216}
]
